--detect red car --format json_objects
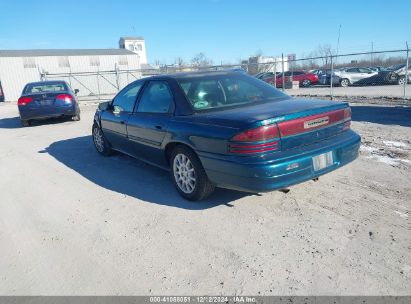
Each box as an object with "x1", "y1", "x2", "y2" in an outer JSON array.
[{"x1": 266, "y1": 71, "x2": 319, "y2": 87}]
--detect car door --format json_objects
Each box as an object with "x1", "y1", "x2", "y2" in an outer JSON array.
[
  {"x1": 358, "y1": 67, "x2": 375, "y2": 80},
  {"x1": 292, "y1": 71, "x2": 304, "y2": 82},
  {"x1": 276, "y1": 72, "x2": 288, "y2": 87},
  {"x1": 126, "y1": 80, "x2": 174, "y2": 168},
  {"x1": 344, "y1": 68, "x2": 360, "y2": 83},
  {"x1": 100, "y1": 81, "x2": 143, "y2": 153}
]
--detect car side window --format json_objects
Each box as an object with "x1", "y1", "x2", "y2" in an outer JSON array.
[
  {"x1": 346, "y1": 68, "x2": 359, "y2": 73},
  {"x1": 112, "y1": 82, "x2": 143, "y2": 113},
  {"x1": 137, "y1": 81, "x2": 173, "y2": 113},
  {"x1": 359, "y1": 68, "x2": 371, "y2": 73}
]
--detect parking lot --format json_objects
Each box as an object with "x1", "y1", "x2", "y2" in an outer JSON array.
[
  {"x1": 287, "y1": 84, "x2": 411, "y2": 99},
  {"x1": 0, "y1": 101, "x2": 410, "y2": 295}
]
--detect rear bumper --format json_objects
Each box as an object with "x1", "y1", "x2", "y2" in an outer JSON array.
[
  {"x1": 199, "y1": 130, "x2": 361, "y2": 193},
  {"x1": 18, "y1": 104, "x2": 79, "y2": 120}
]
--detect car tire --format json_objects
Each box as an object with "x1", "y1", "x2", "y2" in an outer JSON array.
[
  {"x1": 340, "y1": 78, "x2": 350, "y2": 87},
  {"x1": 92, "y1": 123, "x2": 112, "y2": 156},
  {"x1": 72, "y1": 113, "x2": 81, "y2": 121},
  {"x1": 397, "y1": 77, "x2": 406, "y2": 85},
  {"x1": 302, "y1": 79, "x2": 311, "y2": 87},
  {"x1": 170, "y1": 145, "x2": 215, "y2": 201},
  {"x1": 21, "y1": 119, "x2": 31, "y2": 127}
]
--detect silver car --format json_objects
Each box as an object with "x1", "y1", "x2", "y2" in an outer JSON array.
[
  {"x1": 334, "y1": 67, "x2": 378, "y2": 87},
  {"x1": 386, "y1": 64, "x2": 411, "y2": 85}
]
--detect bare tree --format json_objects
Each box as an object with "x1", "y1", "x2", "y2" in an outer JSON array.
[
  {"x1": 153, "y1": 59, "x2": 161, "y2": 67},
  {"x1": 191, "y1": 53, "x2": 213, "y2": 67},
  {"x1": 313, "y1": 44, "x2": 334, "y2": 67},
  {"x1": 175, "y1": 57, "x2": 185, "y2": 67}
]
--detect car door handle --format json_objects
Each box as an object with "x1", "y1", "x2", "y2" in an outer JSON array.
[{"x1": 155, "y1": 125, "x2": 163, "y2": 130}]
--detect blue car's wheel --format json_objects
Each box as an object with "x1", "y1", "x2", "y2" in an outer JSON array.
[
  {"x1": 170, "y1": 146, "x2": 215, "y2": 201},
  {"x1": 92, "y1": 123, "x2": 112, "y2": 156}
]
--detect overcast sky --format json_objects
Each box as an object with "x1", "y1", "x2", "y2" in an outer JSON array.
[{"x1": 1, "y1": 0, "x2": 410, "y2": 64}]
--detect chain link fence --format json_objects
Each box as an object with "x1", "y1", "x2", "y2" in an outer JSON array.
[
  {"x1": 273, "y1": 49, "x2": 411, "y2": 102},
  {"x1": 154, "y1": 49, "x2": 409, "y2": 103},
  {"x1": 43, "y1": 48, "x2": 410, "y2": 104}
]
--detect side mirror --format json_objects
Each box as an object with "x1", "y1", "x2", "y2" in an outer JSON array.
[
  {"x1": 74, "y1": 89, "x2": 79, "y2": 95},
  {"x1": 98, "y1": 101, "x2": 110, "y2": 111}
]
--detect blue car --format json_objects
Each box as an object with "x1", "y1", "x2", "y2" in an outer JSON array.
[
  {"x1": 18, "y1": 81, "x2": 80, "y2": 127},
  {"x1": 92, "y1": 71, "x2": 360, "y2": 201}
]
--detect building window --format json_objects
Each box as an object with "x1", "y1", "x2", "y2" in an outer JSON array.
[
  {"x1": 118, "y1": 56, "x2": 128, "y2": 65},
  {"x1": 136, "y1": 44, "x2": 142, "y2": 51},
  {"x1": 128, "y1": 45, "x2": 135, "y2": 51},
  {"x1": 23, "y1": 57, "x2": 36, "y2": 68},
  {"x1": 58, "y1": 56, "x2": 70, "y2": 68},
  {"x1": 89, "y1": 56, "x2": 100, "y2": 67}
]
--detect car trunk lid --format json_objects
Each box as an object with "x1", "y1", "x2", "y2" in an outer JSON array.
[
  {"x1": 195, "y1": 97, "x2": 351, "y2": 154},
  {"x1": 276, "y1": 106, "x2": 351, "y2": 151}
]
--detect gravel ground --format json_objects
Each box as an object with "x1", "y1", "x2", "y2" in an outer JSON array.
[{"x1": 0, "y1": 101, "x2": 410, "y2": 295}]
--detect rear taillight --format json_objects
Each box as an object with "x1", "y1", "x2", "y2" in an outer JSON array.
[
  {"x1": 229, "y1": 124, "x2": 279, "y2": 154},
  {"x1": 229, "y1": 141, "x2": 279, "y2": 154},
  {"x1": 343, "y1": 107, "x2": 351, "y2": 130},
  {"x1": 231, "y1": 124, "x2": 279, "y2": 142},
  {"x1": 56, "y1": 94, "x2": 74, "y2": 103},
  {"x1": 17, "y1": 96, "x2": 33, "y2": 106},
  {"x1": 343, "y1": 107, "x2": 351, "y2": 120}
]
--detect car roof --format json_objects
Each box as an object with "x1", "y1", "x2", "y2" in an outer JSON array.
[
  {"x1": 147, "y1": 70, "x2": 240, "y2": 80},
  {"x1": 25, "y1": 80, "x2": 69, "y2": 86}
]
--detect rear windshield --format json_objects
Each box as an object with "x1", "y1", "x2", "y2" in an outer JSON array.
[
  {"x1": 24, "y1": 83, "x2": 67, "y2": 94},
  {"x1": 176, "y1": 73, "x2": 288, "y2": 111}
]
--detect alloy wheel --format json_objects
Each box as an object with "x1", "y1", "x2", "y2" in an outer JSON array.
[
  {"x1": 341, "y1": 79, "x2": 349, "y2": 87},
  {"x1": 398, "y1": 77, "x2": 406, "y2": 85},
  {"x1": 302, "y1": 79, "x2": 311, "y2": 87},
  {"x1": 93, "y1": 127, "x2": 105, "y2": 153},
  {"x1": 173, "y1": 153, "x2": 196, "y2": 194}
]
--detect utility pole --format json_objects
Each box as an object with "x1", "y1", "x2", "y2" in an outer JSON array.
[
  {"x1": 330, "y1": 53, "x2": 334, "y2": 100},
  {"x1": 404, "y1": 41, "x2": 409, "y2": 99},
  {"x1": 335, "y1": 24, "x2": 341, "y2": 66},
  {"x1": 281, "y1": 53, "x2": 285, "y2": 91}
]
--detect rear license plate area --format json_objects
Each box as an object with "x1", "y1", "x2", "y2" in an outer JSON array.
[
  {"x1": 39, "y1": 100, "x2": 53, "y2": 106},
  {"x1": 312, "y1": 151, "x2": 334, "y2": 171}
]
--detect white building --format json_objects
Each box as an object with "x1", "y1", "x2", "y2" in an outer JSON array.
[
  {"x1": 119, "y1": 36, "x2": 147, "y2": 65},
  {"x1": 248, "y1": 55, "x2": 289, "y2": 74},
  {"x1": 0, "y1": 48, "x2": 141, "y2": 102}
]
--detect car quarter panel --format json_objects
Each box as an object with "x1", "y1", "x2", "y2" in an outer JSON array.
[{"x1": 164, "y1": 117, "x2": 240, "y2": 155}]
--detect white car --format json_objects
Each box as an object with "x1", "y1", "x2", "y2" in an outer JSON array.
[
  {"x1": 386, "y1": 64, "x2": 411, "y2": 85},
  {"x1": 333, "y1": 67, "x2": 378, "y2": 87}
]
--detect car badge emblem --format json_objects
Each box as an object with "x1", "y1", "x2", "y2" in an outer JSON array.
[{"x1": 304, "y1": 116, "x2": 329, "y2": 129}]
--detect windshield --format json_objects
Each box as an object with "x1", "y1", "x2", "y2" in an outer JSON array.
[
  {"x1": 386, "y1": 64, "x2": 405, "y2": 71},
  {"x1": 24, "y1": 82, "x2": 67, "y2": 94},
  {"x1": 176, "y1": 73, "x2": 288, "y2": 111}
]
